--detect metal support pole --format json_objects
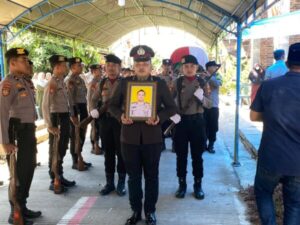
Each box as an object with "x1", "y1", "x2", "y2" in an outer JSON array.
[
  {"x1": 0, "y1": 32, "x2": 6, "y2": 79},
  {"x1": 232, "y1": 22, "x2": 242, "y2": 167},
  {"x1": 215, "y1": 35, "x2": 219, "y2": 61}
]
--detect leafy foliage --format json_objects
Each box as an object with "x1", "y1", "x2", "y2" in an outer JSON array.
[{"x1": 8, "y1": 29, "x2": 102, "y2": 72}]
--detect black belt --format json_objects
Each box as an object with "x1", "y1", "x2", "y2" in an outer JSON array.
[{"x1": 180, "y1": 113, "x2": 203, "y2": 120}]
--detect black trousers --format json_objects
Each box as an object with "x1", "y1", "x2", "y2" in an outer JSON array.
[
  {"x1": 204, "y1": 107, "x2": 219, "y2": 146},
  {"x1": 90, "y1": 118, "x2": 100, "y2": 147},
  {"x1": 48, "y1": 113, "x2": 70, "y2": 180},
  {"x1": 121, "y1": 142, "x2": 162, "y2": 214},
  {"x1": 70, "y1": 103, "x2": 88, "y2": 164},
  {"x1": 100, "y1": 115, "x2": 125, "y2": 175},
  {"x1": 7, "y1": 118, "x2": 37, "y2": 207},
  {"x1": 174, "y1": 114, "x2": 206, "y2": 179}
]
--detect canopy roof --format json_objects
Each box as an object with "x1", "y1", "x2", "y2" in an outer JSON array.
[{"x1": 0, "y1": 0, "x2": 267, "y2": 47}]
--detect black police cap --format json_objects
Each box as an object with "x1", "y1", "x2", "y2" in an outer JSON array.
[
  {"x1": 288, "y1": 43, "x2": 300, "y2": 66},
  {"x1": 69, "y1": 57, "x2": 82, "y2": 65},
  {"x1": 205, "y1": 60, "x2": 221, "y2": 68},
  {"x1": 49, "y1": 55, "x2": 68, "y2": 65},
  {"x1": 181, "y1": 55, "x2": 198, "y2": 65},
  {"x1": 5, "y1": 48, "x2": 29, "y2": 59},
  {"x1": 105, "y1": 54, "x2": 121, "y2": 65},
  {"x1": 130, "y1": 45, "x2": 155, "y2": 62},
  {"x1": 162, "y1": 59, "x2": 172, "y2": 65},
  {"x1": 90, "y1": 64, "x2": 101, "y2": 70}
]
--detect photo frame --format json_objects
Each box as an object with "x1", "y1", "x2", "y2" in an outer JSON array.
[{"x1": 125, "y1": 81, "x2": 157, "y2": 121}]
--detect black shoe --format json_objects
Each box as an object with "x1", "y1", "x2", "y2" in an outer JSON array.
[
  {"x1": 83, "y1": 161, "x2": 92, "y2": 167},
  {"x1": 145, "y1": 213, "x2": 156, "y2": 225},
  {"x1": 8, "y1": 213, "x2": 34, "y2": 225},
  {"x1": 49, "y1": 182, "x2": 68, "y2": 194},
  {"x1": 207, "y1": 146, "x2": 215, "y2": 154},
  {"x1": 23, "y1": 207, "x2": 42, "y2": 219},
  {"x1": 99, "y1": 184, "x2": 115, "y2": 195},
  {"x1": 72, "y1": 163, "x2": 88, "y2": 171},
  {"x1": 193, "y1": 179, "x2": 205, "y2": 200},
  {"x1": 125, "y1": 211, "x2": 141, "y2": 225},
  {"x1": 207, "y1": 143, "x2": 215, "y2": 154},
  {"x1": 116, "y1": 175, "x2": 126, "y2": 196},
  {"x1": 61, "y1": 176, "x2": 76, "y2": 187},
  {"x1": 175, "y1": 178, "x2": 186, "y2": 198}
]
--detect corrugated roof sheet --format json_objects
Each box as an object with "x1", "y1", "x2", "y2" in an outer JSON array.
[{"x1": 0, "y1": 0, "x2": 267, "y2": 47}]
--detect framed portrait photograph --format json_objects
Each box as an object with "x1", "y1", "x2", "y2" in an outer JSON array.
[{"x1": 125, "y1": 81, "x2": 157, "y2": 121}]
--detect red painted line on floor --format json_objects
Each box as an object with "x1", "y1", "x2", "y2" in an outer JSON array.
[{"x1": 67, "y1": 196, "x2": 97, "y2": 225}]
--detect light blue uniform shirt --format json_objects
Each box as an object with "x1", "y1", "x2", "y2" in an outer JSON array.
[
  {"x1": 265, "y1": 60, "x2": 288, "y2": 80},
  {"x1": 209, "y1": 74, "x2": 222, "y2": 108}
]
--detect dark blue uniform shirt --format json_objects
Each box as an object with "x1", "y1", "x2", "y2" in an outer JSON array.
[{"x1": 251, "y1": 71, "x2": 300, "y2": 176}]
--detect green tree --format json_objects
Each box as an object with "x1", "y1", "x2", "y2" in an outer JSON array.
[{"x1": 8, "y1": 28, "x2": 102, "y2": 72}]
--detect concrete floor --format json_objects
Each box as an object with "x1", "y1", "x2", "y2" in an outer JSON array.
[{"x1": 0, "y1": 106, "x2": 253, "y2": 225}]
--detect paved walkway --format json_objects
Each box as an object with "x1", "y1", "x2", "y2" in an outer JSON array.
[{"x1": 0, "y1": 101, "x2": 259, "y2": 225}]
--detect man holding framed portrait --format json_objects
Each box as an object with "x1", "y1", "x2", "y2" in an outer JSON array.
[{"x1": 109, "y1": 45, "x2": 178, "y2": 225}]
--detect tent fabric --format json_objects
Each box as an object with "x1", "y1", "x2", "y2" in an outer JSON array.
[
  {"x1": 0, "y1": 0, "x2": 267, "y2": 47},
  {"x1": 243, "y1": 10, "x2": 300, "y2": 39}
]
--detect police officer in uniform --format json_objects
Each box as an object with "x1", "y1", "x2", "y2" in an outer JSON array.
[
  {"x1": 66, "y1": 57, "x2": 91, "y2": 170},
  {"x1": 109, "y1": 45, "x2": 177, "y2": 225},
  {"x1": 158, "y1": 59, "x2": 175, "y2": 151},
  {"x1": 42, "y1": 55, "x2": 76, "y2": 193},
  {"x1": 158, "y1": 59, "x2": 173, "y2": 86},
  {"x1": 90, "y1": 55, "x2": 126, "y2": 196},
  {"x1": 87, "y1": 64, "x2": 103, "y2": 155},
  {"x1": 173, "y1": 55, "x2": 212, "y2": 200},
  {"x1": 204, "y1": 61, "x2": 222, "y2": 154},
  {"x1": 0, "y1": 48, "x2": 41, "y2": 225}
]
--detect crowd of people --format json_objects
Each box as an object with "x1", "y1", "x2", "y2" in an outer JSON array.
[{"x1": 0, "y1": 42, "x2": 299, "y2": 225}]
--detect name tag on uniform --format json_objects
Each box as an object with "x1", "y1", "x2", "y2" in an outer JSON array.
[{"x1": 19, "y1": 91, "x2": 28, "y2": 97}]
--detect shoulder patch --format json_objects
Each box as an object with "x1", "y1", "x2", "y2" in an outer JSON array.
[
  {"x1": 2, "y1": 88, "x2": 10, "y2": 96},
  {"x1": 49, "y1": 80, "x2": 57, "y2": 94},
  {"x1": 1, "y1": 80, "x2": 12, "y2": 96}
]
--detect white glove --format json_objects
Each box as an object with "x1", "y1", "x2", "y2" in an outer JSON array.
[
  {"x1": 170, "y1": 114, "x2": 181, "y2": 124},
  {"x1": 90, "y1": 109, "x2": 99, "y2": 119},
  {"x1": 194, "y1": 87, "x2": 204, "y2": 101}
]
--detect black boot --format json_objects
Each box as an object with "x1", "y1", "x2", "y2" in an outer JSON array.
[
  {"x1": 145, "y1": 212, "x2": 157, "y2": 225},
  {"x1": 99, "y1": 174, "x2": 115, "y2": 195},
  {"x1": 23, "y1": 206, "x2": 42, "y2": 219},
  {"x1": 116, "y1": 173, "x2": 126, "y2": 196},
  {"x1": 125, "y1": 211, "x2": 141, "y2": 225},
  {"x1": 8, "y1": 202, "x2": 34, "y2": 225},
  {"x1": 193, "y1": 178, "x2": 205, "y2": 200},
  {"x1": 175, "y1": 177, "x2": 186, "y2": 198},
  {"x1": 207, "y1": 142, "x2": 215, "y2": 154},
  {"x1": 61, "y1": 176, "x2": 76, "y2": 187},
  {"x1": 49, "y1": 180, "x2": 68, "y2": 194}
]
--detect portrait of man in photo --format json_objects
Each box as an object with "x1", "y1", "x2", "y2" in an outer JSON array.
[{"x1": 129, "y1": 89, "x2": 152, "y2": 117}]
